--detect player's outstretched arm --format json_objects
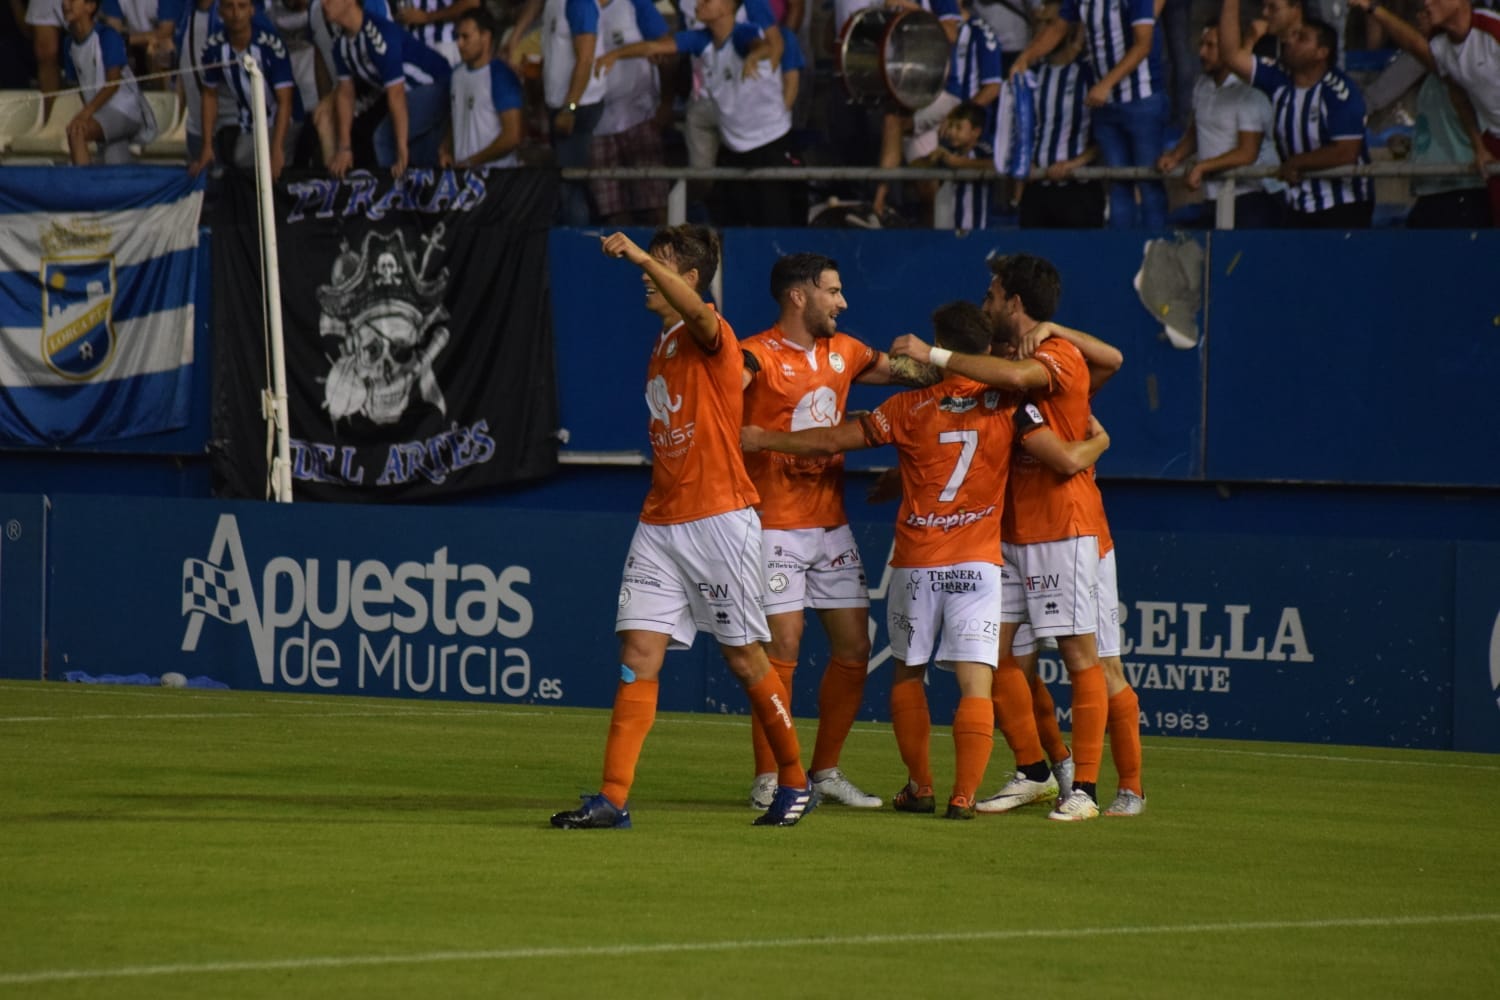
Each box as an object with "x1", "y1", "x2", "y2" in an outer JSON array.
[
  {"x1": 1018, "y1": 321, "x2": 1124, "y2": 393},
  {"x1": 742, "y1": 421, "x2": 870, "y2": 457},
  {"x1": 860, "y1": 351, "x2": 944, "y2": 387},
  {"x1": 889, "y1": 334, "x2": 1050, "y2": 393},
  {"x1": 602, "y1": 231, "x2": 721, "y2": 348}
]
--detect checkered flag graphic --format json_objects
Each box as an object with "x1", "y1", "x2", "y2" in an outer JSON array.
[{"x1": 182, "y1": 558, "x2": 247, "y2": 623}]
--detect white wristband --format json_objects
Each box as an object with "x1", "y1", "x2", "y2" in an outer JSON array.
[{"x1": 928, "y1": 347, "x2": 953, "y2": 369}]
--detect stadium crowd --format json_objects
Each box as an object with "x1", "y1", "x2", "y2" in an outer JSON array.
[{"x1": 10, "y1": 0, "x2": 1496, "y2": 225}]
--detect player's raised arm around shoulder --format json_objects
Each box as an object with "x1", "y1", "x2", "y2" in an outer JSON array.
[
  {"x1": 1019, "y1": 321, "x2": 1123, "y2": 393},
  {"x1": 742, "y1": 420, "x2": 871, "y2": 457},
  {"x1": 1016, "y1": 407, "x2": 1110, "y2": 475},
  {"x1": 859, "y1": 351, "x2": 945, "y2": 387},
  {"x1": 889, "y1": 334, "x2": 1050, "y2": 393}
]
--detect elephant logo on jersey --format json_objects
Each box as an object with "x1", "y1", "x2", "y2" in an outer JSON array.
[
  {"x1": 645, "y1": 375, "x2": 683, "y2": 425},
  {"x1": 790, "y1": 386, "x2": 839, "y2": 430},
  {"x1": 318, "y1": 228, "x2": 450, "y2": 426}
]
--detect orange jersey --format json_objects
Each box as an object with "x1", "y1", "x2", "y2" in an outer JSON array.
[
  {"x1": 640, "y1": 311, "x2": 761, "y2": 525},
  {"x1": 741, "y1": 328, "x2": 880, "y2": 530},
  {"x1": 1003, "y1": 337, "x2": 1110, "y2": 544},
  {"x1": 860, "y1": 375, "x2": 1015, "y2": 569}
]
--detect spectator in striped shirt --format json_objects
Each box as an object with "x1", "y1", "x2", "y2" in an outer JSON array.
[
  {"x1": 322, "y1": 0, "x2": 452, "y2": 177},
  {"x1": 915, "y1": 101, "x2": 997, "y2": 229},
  {"x1": 1017, "y1": 3, "x2": 1105, "y2": 226},
  {"x1": 393, "y1": 0, "x2": 477, "y2": 67},
  {"x1": 1010, "y1": 0, "x2": 1169, "y2": 228},
  {"x1": 1221, "y1": 0, "x2": 1373, "y2": 226}
]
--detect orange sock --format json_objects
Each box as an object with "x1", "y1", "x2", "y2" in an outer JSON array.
[
  {"x1": 745, "y1": 669, "x2": 806, "y2": 788},
  {"x1": 951, "y1": 696, "x2": 994, "y2": 804},
  {"x1": 811, "y1": 656, "x2": 868, "y2": 773},
  {"x1": 751, "y1": 657, "x2": 797, "y2": 776},
  {"x1": 889, "y1": 677, "x2": 933, "y2": 790},
  {"x1": 1030, "y1": 673, "x2": 1069, "y2": 765},
  {"x1": 1108, "y1": 686, "x2": 1144, "y2": 795},
  {"x1": 600, "y1": 677, "x2": 660, "y2": 808},
  {"x1": 991, "y1": 658, "x2": 1045, "y2": 768},
  {"x1": 1069, "y1": 665, "x2": 1108, "y2": 786}
]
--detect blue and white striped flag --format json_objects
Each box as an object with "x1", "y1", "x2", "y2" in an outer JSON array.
[{"x1": 0, "y1": 167, "x2": 205, "y2": 445}]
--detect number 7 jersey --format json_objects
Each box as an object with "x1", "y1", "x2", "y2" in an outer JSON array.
[{"x1": 858, "y1": 375, "x2": 1017, "y2": 569}]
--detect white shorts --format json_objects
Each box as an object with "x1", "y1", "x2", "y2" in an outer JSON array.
[
  {"x1": 1013, "y1": 548, "x2": 1119, "y2": 657},
  {"x1": 1000, "y1": 536, "x2": 1100, "y2": 640},
  {"x1": 760, "y1": 524, "x2": 870, "y2": 617},
  {"x1": 886, "y1": 562, "x2": 1002, "y2": 671},
  {"x1": 27, "y1": 0, "x2": 65, "y2": 27},
  {"x1": 615, "y1": 508, "x2": 771, "y2": 650}
]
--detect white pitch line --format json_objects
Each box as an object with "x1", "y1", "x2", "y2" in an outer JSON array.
[{"x1": 0, "y1": 912, "x2": 1496, "y2": 987}]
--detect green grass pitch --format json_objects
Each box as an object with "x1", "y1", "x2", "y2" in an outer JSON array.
[{"x1": 2, "y1": 680, "x2": 1498, "y2": 999}]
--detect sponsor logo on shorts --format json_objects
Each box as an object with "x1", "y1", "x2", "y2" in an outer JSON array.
[
  {"x1": 768, "y1": 572, "x2": 789, "y2": 594},
  {"x1": 715, "y1": 610, "x2": 730, "y2": 624},
  {"x1": 904, "y1": 568, "x2": 987, "y2": 594},
  {"x1": 828, "y1": 547, "x2": 862, "y2": 568},
  {"x1": 618, "y1": 586, "x2": 632, "y2": 608},
  {"x1": 890, "y1": 611, "x2": 915, "y2": 642},
  {"x1": 1044, "y1": 600, "x2": 1059, "y2": 615}
]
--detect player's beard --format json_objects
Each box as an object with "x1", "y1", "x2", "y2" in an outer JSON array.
[{"x1": 806, "y1": 302, "x2": 837, "y2": 338}]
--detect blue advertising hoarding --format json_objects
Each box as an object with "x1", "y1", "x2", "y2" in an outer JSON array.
[
  {"x1": 0, "y1": 494, "x2": 47, "y2": 679},
  {"x1": 43, "y1": 495, "x2": 1473, "y2": 751}
]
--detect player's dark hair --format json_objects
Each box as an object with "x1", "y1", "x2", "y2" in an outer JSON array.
[
  {"x1": 769, "y1": 252, "x2": 839, "y2": 303},
  {"x1": 648, "y1": 225, "x2": 721, "y2": 294},
  {"x1": 948, "y1": 102, "x2": 987, "y2": 131},
  {"x1": 459, "y1": 6, "x2": 500, "y2": 36},
  {"x1": 986, "y1": 253, "x2": 1061, "y2": 321},
  {"x1": 932, "y1": 301, "x2": 993, "y2": 355},
  {"x1": 1305, "y1": 16, "x2": 1338, "y2": 60}
]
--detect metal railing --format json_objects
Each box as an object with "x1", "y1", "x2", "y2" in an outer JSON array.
[{"x1": 561, "y1": 161, "x2": 1500, "y2": 229}]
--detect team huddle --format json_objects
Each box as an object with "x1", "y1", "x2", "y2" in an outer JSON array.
[{"x1": 551, "y1": 224, "x2": 1145, "y2": 829}]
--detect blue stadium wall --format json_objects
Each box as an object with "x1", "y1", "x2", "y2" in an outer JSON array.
[{"x1": 3, "y1": 225, "x2": 1498, "y2": 753}]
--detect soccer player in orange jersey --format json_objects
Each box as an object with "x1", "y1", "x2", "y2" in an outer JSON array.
[
  {"x1": 891, "y1": 253, "x2": 1115, "y2": 820},
  {"x1": 550, "y1": 226, "x2": 812, "y2": 830},
  {"x1": 738, "y1": 252, "x2": 940, "y2": 812},
  {"x1": 745, "y1": 301, "x2": 1111, "y2": 819},
  {"x1": 1006, "y1": 320, "x2": 1146, "y2": 817}
]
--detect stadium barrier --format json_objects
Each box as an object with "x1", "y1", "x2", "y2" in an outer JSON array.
[{"x1": 24, "y1": 493, "x2": 1500, "y2": 752}]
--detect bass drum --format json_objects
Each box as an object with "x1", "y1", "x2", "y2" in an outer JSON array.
[{"x1": 836, "y1": 7, "x2": 951, "y2": 111}]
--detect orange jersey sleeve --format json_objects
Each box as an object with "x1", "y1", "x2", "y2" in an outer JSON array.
[
  {"x1": 640, "y1": 310, "x2": 761, "y2": 525},
  {"x1": 741, "y1": 329, "x2": 880, "y2": 530},
  {"x1": 1003, "y1": 338, "x2": 1109, "y2": 544},
  {"x1": 865, "y1": 375, "x2": 1014, "y2": 568}
]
